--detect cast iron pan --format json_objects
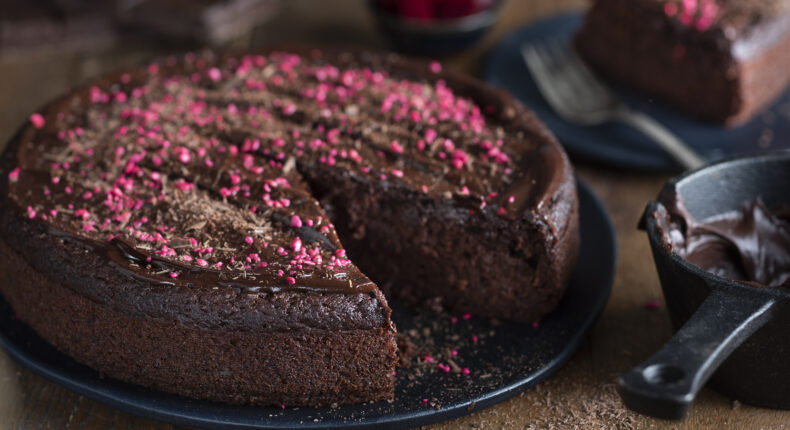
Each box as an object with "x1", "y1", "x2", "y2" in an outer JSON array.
[{"x1": 618, "y1": 151, "x2": 790, "y2": 419}]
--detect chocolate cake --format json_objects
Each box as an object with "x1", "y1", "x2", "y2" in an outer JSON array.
[
  {"x1": 575, "y1": 0, "x2": 790, "y2": 125},
  {"x1": 0, "y1": 49, "x2": 579, "y2": 406}
]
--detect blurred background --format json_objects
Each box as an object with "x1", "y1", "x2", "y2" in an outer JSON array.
[{"x1": 0, "y1": 0, "x2": 583, "y2": 143}]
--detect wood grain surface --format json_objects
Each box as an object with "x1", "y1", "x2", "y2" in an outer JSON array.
[{"x1": 1, "y1": 0, "x2": 788, "y2": 428}]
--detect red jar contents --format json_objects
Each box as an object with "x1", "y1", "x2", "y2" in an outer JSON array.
[{"x1": 376, "y1": 0, "x2": 498, "y2": 20}]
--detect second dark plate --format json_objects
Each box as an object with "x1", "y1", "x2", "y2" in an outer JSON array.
[{"x1": 484, "y1": 12, "x2": 790, "y2": 171}]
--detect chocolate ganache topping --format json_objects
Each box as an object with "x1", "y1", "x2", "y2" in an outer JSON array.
[
  {"x1": 4, "y1": 50, "x2": 563, "y2": 296},
  {"x1": 664, "y1": 196, "x2": 790, "y2": 288}
]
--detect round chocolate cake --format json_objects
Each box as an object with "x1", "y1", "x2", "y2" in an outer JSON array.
[{"x1": 0, "y1": 49, "x2": 579, "y2": 406}]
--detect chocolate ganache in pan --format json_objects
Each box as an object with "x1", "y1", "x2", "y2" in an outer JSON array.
[{"x1": 663, "y1": 195, "x2": 790, "y2": 288}]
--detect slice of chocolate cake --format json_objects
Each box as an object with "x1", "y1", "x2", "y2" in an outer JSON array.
[
  {"x1": 575, "y1": 0, "x2": 790, "y2": 126},
  {"x1": 0, "y1": 49, "x2": 578, "y2": 406}
]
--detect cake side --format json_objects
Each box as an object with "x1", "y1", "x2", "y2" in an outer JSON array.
[
  {"x1": 575, "y1": 0, "x2": 790, "y2": 125},
  {"x1": 0, "y1": 235, "x2": 395, "y2": 406}
]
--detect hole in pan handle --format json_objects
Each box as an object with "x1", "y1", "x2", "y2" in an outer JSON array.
[{"x1": 616, "y1": 286, "x2": 777, "y2": 420}]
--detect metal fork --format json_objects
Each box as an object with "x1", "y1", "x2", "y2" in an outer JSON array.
[{"x1": 521, "y1": 39, "x2": 705, "y2": 170}]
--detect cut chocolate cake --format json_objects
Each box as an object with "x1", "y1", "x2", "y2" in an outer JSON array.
[
  {"x1": 0, "y1": 49, "x2": 578, "y2": 406},
  {"x1": 575, "y1": 0, "x2": 790, "y2": 125}
]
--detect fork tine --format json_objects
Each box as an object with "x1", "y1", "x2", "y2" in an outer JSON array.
[
  {"x1": 532, "y1": 41, "x2": 580, "y2": 108},
  {"x1": 521, "y1": 44, "x2": 571, "y2": 116}
]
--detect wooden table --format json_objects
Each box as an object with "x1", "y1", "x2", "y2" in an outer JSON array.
[{"x1": 1, "y1": 1, "x2": 788, "y2": 428}]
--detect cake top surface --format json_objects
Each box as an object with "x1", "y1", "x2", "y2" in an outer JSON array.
[
  {"x1": 654, "y1": 0, "x2": 790, "y2": 34},
  {"x1": 4, "y1": 50, "x2": 563, "y2": 294}
]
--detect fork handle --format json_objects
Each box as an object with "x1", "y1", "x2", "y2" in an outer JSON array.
[{"x1": 613, "y1": 109, "x2": 706, "y2": 170}]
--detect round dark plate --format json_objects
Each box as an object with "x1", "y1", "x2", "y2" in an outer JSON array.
[
  {"x1": 484, "y1": 12, "x2": 790, "y2": 171},
  {"x1": 0, "y1": 179, "x2": 615, "y2": 429}
]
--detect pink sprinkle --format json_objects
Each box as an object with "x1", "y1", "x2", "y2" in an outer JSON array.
[
  {"x1": 390, "y1": 141, "x2": 404, "y2": 154},
  {"x1": 291, "y1": 237, "x2": 302, "y2": 252},
  {"x1": 450, "y1": 350, "x2": 458, "y2": 357},
  {"x1": 30, "y1": 113, "x2": 45, "y2": 129},
  {"x1": 422, "y1": 399, "x2": 428, "y2": 404},
  {"x1": 664, "y1": 2, "x2": 678, "y2": 16},
  {"x1": 507, "y1": 195, "x2": 516, "y2": 204},
  {"x1": 391, "y1": 169, "x2": 404, "y2": 178},
  {"x1": 424, "y1": 128, "x2": 437, "y2": 143},
  {"x1": 290, "y1": 215, "x2": 303, "y2": 228},
  {"x1": 285, "y1": 276, "x2": 296, "y2": 285},
  {"x1": 429, "y1": 61, "x2": 442, "y2": 74},
  {"x1": 423, "y1": 355, "x2": 435, "y2": 363},
  {"x1": 679, "y1": 11, "x2": 693, "y2": 25},
  {"x1": 461, "y1": 368, "x2": 470, "y2": 376},
  {"x1": 462, "y1": 312, "x2": 471, "y2": 320},
  {"x1": 8, "y1": 167, "x2": 20, "y2": 182},
  {"x1": 245, "y1": 236, "x2": 254, "y2": 244},
  {"x1": 208, "y1": 67, "x2": 222, "y2": 82},
  {"x1": 196, "y1": 258, "x2": 208, "y2": 267},
  {"x1": 178, "y1": 149, "x2": 191, "y2": 164},
  {"x1": 450, "y1": 316, "x2": 458, "y2": 324},
  {"x1": 169, "y1": 272, "x2": 179, "y2": 278},
  {"x1": 645, "y1": 300, "x2": 661, "y2": 310},
  {"x1": 532, "y1": 321, "x2": 539, "y2": 328},
  {"x1": 471, "y1": 335, "x2": 478, "y2": 343},
  {"x1": 281, "y1": 103, "x2": 296, "y2": 116}
]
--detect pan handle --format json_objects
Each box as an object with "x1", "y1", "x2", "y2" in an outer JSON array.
[{"x1": 617, "y1": 287, "x2": 778, "y2": 419}]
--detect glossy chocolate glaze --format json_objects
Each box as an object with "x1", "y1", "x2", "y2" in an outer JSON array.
[
  {"x1": 1, "y1": 49, "x2": 568, "y2": 300},
  {"x1": 663, "y1": 194, "x2": 790, "y2": 288}
]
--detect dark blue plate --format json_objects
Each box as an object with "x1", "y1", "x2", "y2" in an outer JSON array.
[
  {"x1": 484, "y1": 12, "x2": 790, "y2": 171},
  {"x1": 0, "y1": 180, "x2": 615, "y2": 429}
]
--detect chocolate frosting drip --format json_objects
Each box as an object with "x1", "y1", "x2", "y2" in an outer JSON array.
[
  {"x1": 4, "y1": 50, "x2": 563, "y2": 295},
  {"x1": 666, "y1": 196, "x2": 790, "y2": 288}
]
